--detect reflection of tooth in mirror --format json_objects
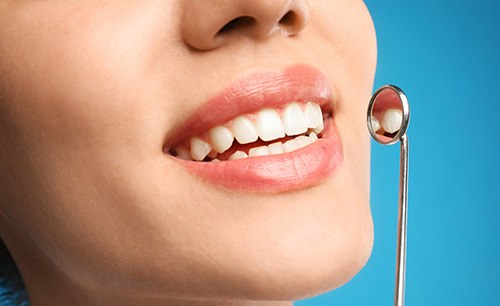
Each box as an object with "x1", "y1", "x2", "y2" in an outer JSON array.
[
  {"x1": 382, "y1": 108, "x2": 403, "y2": 133},
  {"x1": 367, "y1": 84, "x2": 409, "y2": 145},
  {"x1": 371, "y1": 116, "x2": 381, "y2": 132}
]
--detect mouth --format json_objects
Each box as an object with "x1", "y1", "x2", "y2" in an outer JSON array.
[
  {"x1": 162, "y1": 64, "x2": 343, "y2": 193},
  {"x1": 169, "y1": 101, "x2": 326, "y2": 162}
]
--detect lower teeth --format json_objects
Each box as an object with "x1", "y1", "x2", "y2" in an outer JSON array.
[{"x1": 171, "y1": 132, "x2": 320, "y2": 162}]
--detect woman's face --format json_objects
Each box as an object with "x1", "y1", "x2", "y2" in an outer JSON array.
[{"x1": 0, "y1": 0, "x2": 376, "y2": 304}]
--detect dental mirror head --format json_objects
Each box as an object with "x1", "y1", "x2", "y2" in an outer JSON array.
[{"x1": 367, "y1": 85, "x2": 410, "y2": 145}]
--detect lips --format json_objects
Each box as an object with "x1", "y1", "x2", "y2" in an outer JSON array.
[{"x1": 163, "y1": 64, "x2": 343, "y2": 193}]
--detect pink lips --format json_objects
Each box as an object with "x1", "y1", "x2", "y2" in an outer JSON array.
[{"x1": 164, "y1": 64, "x2": 343, "y2": 193}]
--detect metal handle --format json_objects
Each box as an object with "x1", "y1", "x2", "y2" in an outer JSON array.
[{"x1": 394, "y1": 134, "x2": 409, "y2": 306}]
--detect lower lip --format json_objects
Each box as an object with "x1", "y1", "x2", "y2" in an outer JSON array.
[{"x1": 173, "y1": 119, "x2": 343, "y2": 193}]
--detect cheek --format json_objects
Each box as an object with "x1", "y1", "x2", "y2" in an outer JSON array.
[
  {"x1": 0, "y1": 1, "x2": 183, "y2": 140},
  {"x1": 305, "y1": 1, "x2": 375, "y2": 204},
  {"x1": 0, "y1": 2, "x2": 188, "y2": 190},
  {"x1": 311, "y1": 0, "x2": 377, "y2": 85},
  {"x1": 0, "y1": 1, "x2": 189, "y2": 289}
]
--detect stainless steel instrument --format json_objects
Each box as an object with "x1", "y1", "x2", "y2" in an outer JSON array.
[{"x1": 367, "y1": 85, "x2": 410, "y2": 306}]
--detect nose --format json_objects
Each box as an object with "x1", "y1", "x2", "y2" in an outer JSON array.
[{"x1": 181, "y1": 0, "x2": 309, "y2": 51}]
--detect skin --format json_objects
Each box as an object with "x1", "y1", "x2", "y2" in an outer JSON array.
[{"x1": 0, "y1": 0, "x2": 377, "y2": 305}]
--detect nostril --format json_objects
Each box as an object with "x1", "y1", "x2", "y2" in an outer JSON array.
[
  {"x1": 279, "y1": 10, "x2": 297, "y2": 26},
  {"x1": 278, "y1": 10, "x2": 303, "y2": 35},
  {"x1": 217, "y1": 16, "x2": 256, "y2": 36}
]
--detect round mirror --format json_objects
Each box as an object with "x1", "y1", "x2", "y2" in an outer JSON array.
[{"x1": 367, "y1": 84, "x2": 410, "y2": 145}]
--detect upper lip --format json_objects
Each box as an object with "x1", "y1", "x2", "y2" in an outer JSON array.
[{"x1": 163, "y1": 64, "x2": 336, "y2": 150}]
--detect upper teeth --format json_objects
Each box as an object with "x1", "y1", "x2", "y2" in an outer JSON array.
[
  {"x1": 189, "y1": 137, "x2": 212, "y2": 161},
  {"x1": 208, "y1": 126, "x2": 234, "y2": 153},
  {"x1": 172, "y1": 101, "x2": 325, "y2": 161},
  {"x1": 256, "y1": 108, "x2": 286, "y2": 141},
  {"x1": 282, "y1": 102, "x2": 308, "y2": 136},
  {"x1": 230, "y1": 115, "x2": 259, "y2": 144}
]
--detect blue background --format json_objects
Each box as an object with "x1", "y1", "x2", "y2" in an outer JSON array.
[{"x1": 298, "y1": 0, "x2": 500, "y2": 305}]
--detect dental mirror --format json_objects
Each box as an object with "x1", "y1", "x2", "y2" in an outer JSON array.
[
  {"x1": 367, "y1": 84, "x2": 410, "y2": 306},
  {"x1": 368, "y1": 85, "x2": 409, "y2": 145}
]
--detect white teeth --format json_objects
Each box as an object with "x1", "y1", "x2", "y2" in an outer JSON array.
[
  {"x1": 296, "y1": 135, "x2": 313, "y2": 148},
  {"x1": 304, "y1": 103, "x2": 324, "y2": 134},
  {"x1": 268, "y1": 142, "x2": 285, "y2": 155},
  {"x1": 309, "y1": 132, "x2": 319, "y2": 141},
  {"x1": 382, "y1": 109, "x2": 403, "y2": 133},
  {"x1": 248, "y1": 146, "x2": 270, "y2": 157},
  {"x1": 282, "y1": 102, "x2": 308, "y2": 136},
  {"x1": 229, "y1": 150, "x2": 248, "y2": 160},
  {"x1": 256, "y1": 108, "x2": 285, "y2": 141},
  {"x1": 283, "y1": 138, "x2": 300, "y2": 153},
  {"x1": 312, "y1": 107, "x2": 324, "y2": 134},
  {"x1": 371, "y1": 116, "x2": 381, "y2": 132},
  {"x1": 209, "y1": 126, "x2": 234, "y2": 153},
  {"x1": 305, "y1": 102, "x2": 320, "y2": 129},
  {"x1": 174, "y1": 146, "x2": 192, "y2": 160},
  {"x1": 174, "y1": 102, "x2": 325, "y2": 161},
  {"x1": 230, "y1": 115, "x2": 259, "y2": 144},
  {"x1": 190, "y1": 137, "x2": 212, "y2": 161}
]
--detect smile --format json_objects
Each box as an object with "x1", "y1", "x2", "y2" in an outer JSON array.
[
  {"x1": 163, "y1": 64, "x2": 343, "y2": 192},
  {"x1": 169, "y1": 101, "x2": 325, "y2": 162}
]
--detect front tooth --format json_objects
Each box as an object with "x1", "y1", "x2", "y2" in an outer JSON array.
[
  {"x1": 248, "y1": 146, "x2": 269, "y2": 157},
  {"x1": 209, "y1": 126, "x2": 234, "y2": 153},
  {"x1": 229, "y1": 150, "x2": 248, "y2": 160},
  {"x1": 230, "y1": 116, "x2": 259, "y2": 144},
  {"x1": 256, "y1": 108, "x2": 285, "y2": 141},
  {"x1": 371, "y1": 116, "x2": 381, "y2": 132},
  {"x1": 282, "y1": 102, "x2": 308, "y2": 136},
  {"x1": 283, "y1": 138, "x2": 300, "y2": 153},
  {"x1": 296, "y1": 135, "x2": 313, "y2": 148},
  {"x1": 382, "y1": 109, "x2": 403, "y2": 133},
  {"x1": 305, "y1": 102, "x2": 320, "y2": 128},
  {"x1": 190, "y1": 137, "x2": 212, "y2": 161},
  {"x1": 268, "y1": 142, "x2": 284, "y2": 155}
]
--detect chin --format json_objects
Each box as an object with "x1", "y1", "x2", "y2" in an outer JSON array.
[
  {"x1": 223, "y1": 199, "x2": 374, "y2": 301},
  {"x1": 142, "y1": 184, "x2": 374, "y2": 302}
]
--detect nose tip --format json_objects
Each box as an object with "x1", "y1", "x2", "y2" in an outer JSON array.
[{"x1": 181, "y1": 0, "x2": 309, "y2": 51}]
